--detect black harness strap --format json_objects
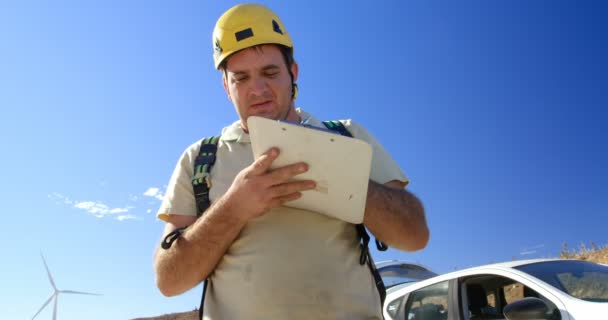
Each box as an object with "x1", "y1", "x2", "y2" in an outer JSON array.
[
  {"x1": 160, "y1": 136, "x2": 220, "y2": 320},
  {"x1": 192, "y1": 136, "x2": 220, "y2": 217},
  {"x1": 161, "y1": 135, "x2": 220, "y2": 249},
  {"x1": 192, "y1": 136, "x2": 219, "y2": 320}
]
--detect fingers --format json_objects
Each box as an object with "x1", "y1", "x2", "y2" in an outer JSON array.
[
  {"x1": 249, "y1": 147, "x2": 280, "y2": 175},
  {"x1": 248, "y1": 148, "x2": 310, "y2": 187},
  {"x1": 270, "y1": 180, "x2": 316, "y2": 198},
  {"x1": 239, "y1": 147, "x2": 317, "y2": 214},
  {"x1": 262, "y1": 180, "x2": 316, "y2": 210},
  {"x1": 268, "y1": 192, "x2": 303, "y2": 208},
  {"x1": 265, "y1": 162, "x2": 309, "y2": 184}
]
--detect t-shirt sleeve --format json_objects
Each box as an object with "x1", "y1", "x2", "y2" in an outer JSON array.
[
  {"x1": 343, "y1": 120, "x2": 409, "y2": 186},
  {"x1": 156, "y1": 142, "x2": 200, "y2": 222}
]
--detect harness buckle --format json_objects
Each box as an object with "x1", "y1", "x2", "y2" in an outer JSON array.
[{"x1": 204, "y1": 175, "x2": 212, "y2": 189}]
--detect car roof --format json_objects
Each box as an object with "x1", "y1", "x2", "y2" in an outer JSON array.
[
  {"x1": 428, "y1": 258, "x2": 567, "y2": 280},
  {"x1": 376, "y1": 260, "x2": 439, "y2": 287},
  {"x1": 386, "y1": 259, "x2": 568, "y2": 292},
  {"x1": 376, "y1": 260, "x2": 437, "y2": 275},
  {"x1": 466, "y1": 258, "x2": 561, "y2": 269}
]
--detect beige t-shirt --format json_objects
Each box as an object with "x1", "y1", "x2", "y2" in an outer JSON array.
[{"x1": 158, "y1": 109, "x2": 408, "y2": 320}]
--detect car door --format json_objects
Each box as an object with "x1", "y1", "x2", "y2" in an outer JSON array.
[
  {"x1": 457, "y1": 274, "x2": 565, "y2": 320},
  {"x1": 396, "y1": 280, "x2": 452, "y2": 320}
]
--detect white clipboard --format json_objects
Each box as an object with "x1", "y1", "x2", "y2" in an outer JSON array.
[{"x1": 247, "y1": 116, "x2": 372, "y2": 224}]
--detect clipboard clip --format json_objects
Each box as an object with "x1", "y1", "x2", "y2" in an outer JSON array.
[{"x1": 277, "y1": 118, "x2": 341, "y2": 135}]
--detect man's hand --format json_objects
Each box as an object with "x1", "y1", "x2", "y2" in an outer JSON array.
[{"x1": 222, "y1": 147, "x2": 316, "y2": 221}]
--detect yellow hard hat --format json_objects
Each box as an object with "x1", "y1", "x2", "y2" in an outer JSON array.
[{"x1": 212, "y1": 4, "x2": 293, "y2": 69}]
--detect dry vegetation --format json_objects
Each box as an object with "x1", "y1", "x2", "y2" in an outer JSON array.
[
  {"x1": 134, "y1": 243, "x2": 608, "y2": 320},
  {"x1": 559, "y1": 242, "x2": 608, "y2": 264}
]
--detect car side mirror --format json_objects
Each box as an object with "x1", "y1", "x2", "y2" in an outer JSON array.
[{"x1": 503, "y1": 297, "x2": 549, "y2": 320}]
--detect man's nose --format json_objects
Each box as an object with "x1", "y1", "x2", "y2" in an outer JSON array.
[{"x1": 249, "y1": 76, "x2": 269, "y2": 96}]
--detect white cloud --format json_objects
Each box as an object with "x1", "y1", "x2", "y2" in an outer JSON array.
[
  {"x1": 73, "y1": 201, "x2": 111, "y2": 217},
  {"x1": 528, "y1": 244, "x2": 545, "y2": 250},
  {"x1": 71, "y1": 201, "x2": 133, "y2": 219},
  {"x1": 110, "y1": 208, "x2": 129, "y2": 214},
  {"x1": 49, "y1": 190, "x2": 157, "y2": 222},
  {"x1": 144, "y1": 187, "x2": 159, "y2": 196},
  {"x1": 143, "y1": 187, "x2": 164, "y2": 201},
  {"x1": 520, "y1": 244, "x2": 545, "y2": 256},
  {"x1": 520, "y1": 250, "x2": 536, "y2": 256},
  {"x1": 48, "y1": 192, "x2": 74, "y2": 205},
  {"x1": 117, "y1": 214, "x2": 137, "y2": 221}
]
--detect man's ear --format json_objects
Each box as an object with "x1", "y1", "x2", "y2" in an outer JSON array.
[
  {"x1": 222, "y1": 72, "x2": 231, "y2": 101},
  {"x1": 290, "y1": 61, "x2": 299, "y2": 82}
]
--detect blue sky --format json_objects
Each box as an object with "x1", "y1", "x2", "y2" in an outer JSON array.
[{"x1": 1, "y1": 1, "x2": 606, "y2": 319}]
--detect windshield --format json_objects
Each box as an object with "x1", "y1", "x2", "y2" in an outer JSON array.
[{"x1": 514, "y1": 260, "x2": 608, "y2": 302}]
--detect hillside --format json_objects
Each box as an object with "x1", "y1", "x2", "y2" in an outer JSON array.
[
  {"x1": 132, "y1": 309, "x2": 198, "y2": 320},
  {"x1": 135, "y1": 243, "x2": 607, "y2": 320}
]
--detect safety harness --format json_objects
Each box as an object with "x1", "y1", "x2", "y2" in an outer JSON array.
[{"x1": 161, "y1": 120, "x2": 388, "y2": 320}]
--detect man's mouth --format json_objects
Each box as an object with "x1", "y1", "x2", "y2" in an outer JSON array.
[{"x1": 250, "y1": 100, "x2": 273, "y2": 109}]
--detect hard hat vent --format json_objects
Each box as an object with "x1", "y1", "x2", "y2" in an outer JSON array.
[
  {"x1": 272, "y1": 20, "x2": 283, "y2": 34},
  {"x1": 235, "y1": 28, "x2": 254, "y2": 42}
]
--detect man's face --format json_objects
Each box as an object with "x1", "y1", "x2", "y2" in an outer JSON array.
[{"x1": 222, "y1": 44, "x2": 298, "y2": 131}]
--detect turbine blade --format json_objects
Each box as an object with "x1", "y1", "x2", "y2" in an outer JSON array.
[
  {"x1": 31, "y1": 294, "x2": 53, "y2": 320},
  {"x1": 40, "y1": 253, "x2": 57, "y2": 291},
  {"x1": 53, "y1": 295, "x2": 58, "y2": 320},
  {"x1": 60, "y1": 289, "x2": 102, "y2": 296}
]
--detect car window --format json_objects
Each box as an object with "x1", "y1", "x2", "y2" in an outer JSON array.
[
  {"x1": 463, "y1": 275, "x2": 561, "y2": 320},
  {"x1": 464, "y1": 282, "x2": 501, "y2": 319},
  {"x1": 515, "y1": 260, "x2": 608, "y2": 302},
  {"x1": 403, "y1": 281, "x2": 449, "y2": 320},
  {"x1": 557, "y1": 271, "x2": 608, "y2": 301}
]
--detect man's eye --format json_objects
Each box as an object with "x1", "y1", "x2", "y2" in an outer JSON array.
[
  {"x1": 264, "y1": 72, "x2": 279, "y2": 78},
  {"x1": 234, "y1": 76, "x2": 248, "y2": 82}
]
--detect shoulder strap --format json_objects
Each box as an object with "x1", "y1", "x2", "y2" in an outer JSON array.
[
  {"x1": 161, "y1": 135, "x2": 221, "y2": 250},
  {"x1": 159, "y1": 135, "x2": 220, "y2": 320},
  {"x1": 322, "y1": 120, "x2": 352, "y2": 137},
  {"x1": 192, "y1": 136, "x2": 220, "y2": 217},
  {"x1": 322, "y1": 120, "x2": 388, "y2": 306},
  {"x1": 191, "y1": 136, "x2": 220, "y2": 320}
]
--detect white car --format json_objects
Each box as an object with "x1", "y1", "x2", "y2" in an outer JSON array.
[
  {"x1": 383, "y1": 259, "x2": 608, "y2": 320},
  {"x1": 377, "y1": 260, "x2": 439, "y2": 287}
]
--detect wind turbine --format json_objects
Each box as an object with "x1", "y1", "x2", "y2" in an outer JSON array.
[{"x1": 32, "y1": 253, "x2": 102, "y2": 320}]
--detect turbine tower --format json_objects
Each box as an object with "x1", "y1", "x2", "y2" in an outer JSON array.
[{"x1": 32, "y1": 253, "x2": 101, "y2": 320}]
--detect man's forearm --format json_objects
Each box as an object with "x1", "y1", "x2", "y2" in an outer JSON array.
[
  {"x1": 154, "y1": 196, "x2": 246, "y2": 297},
  {"x1": 363, "y1": 180, "x2": 429, "y2": 251}
]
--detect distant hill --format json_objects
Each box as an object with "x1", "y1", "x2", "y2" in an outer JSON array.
[
  {"x1": 132, "y1": 309, "x2": 198, "y2": 320},
  {"x1": 136, "y1": 243, "x2": 607, "y2": 320}
]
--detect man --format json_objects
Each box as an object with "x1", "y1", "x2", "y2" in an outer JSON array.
[{"x1": 154, "y1": 3, "x2": 429, "y2": 319}]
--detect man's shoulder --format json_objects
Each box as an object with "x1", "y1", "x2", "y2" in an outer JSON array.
[
  {"x1": 320, "y1": 118, "x2": 361, "y2": 127},
  {"x1": 182, "y1": 121, "x2": 238, "y2": 154},
  {"x1": 325, "y1": 119, "x2": 367, "y2": 138}
]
